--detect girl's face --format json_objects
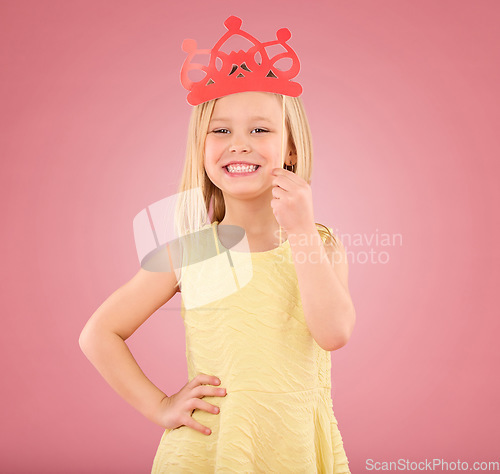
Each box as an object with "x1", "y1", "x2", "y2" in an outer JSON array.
[{"x1": 204, "y1": 91, "x2": 291, "y2": 198}]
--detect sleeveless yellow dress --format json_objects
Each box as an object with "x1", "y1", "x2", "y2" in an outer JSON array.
[{"x1": 151, "y1": 221, "x2": 351, "y2": 473}]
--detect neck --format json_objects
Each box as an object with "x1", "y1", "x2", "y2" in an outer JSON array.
[{"x1": 218, "y1": 189, "x2": 285, "y2": 242}]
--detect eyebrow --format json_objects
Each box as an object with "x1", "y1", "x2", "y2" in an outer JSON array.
[{"x1": 209, "y1": 116, "x2": 273, "y2": 123}]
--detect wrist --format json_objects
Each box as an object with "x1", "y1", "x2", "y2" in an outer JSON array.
[{"x1": 147, "y1": 393, "x2": 171, "y2": 428}]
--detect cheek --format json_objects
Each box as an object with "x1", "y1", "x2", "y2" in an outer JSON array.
[
  {"x1": 203, "y1": 144, "x2": 221, "y2": 179},
  {"x1": 204, "y1": 139, "x2": 222, "y2": 161},
  {"x1": 259, "y1": 141, "x2": 281, "y2": 160}
]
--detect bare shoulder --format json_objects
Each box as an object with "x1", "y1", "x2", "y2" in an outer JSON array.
[{"x1": 81, "y1": 267, "x2": 180, "y2": 341}]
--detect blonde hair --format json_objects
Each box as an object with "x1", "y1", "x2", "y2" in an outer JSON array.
[{"x1": 172, "y1": 93, "x2": 338, "y2": 288}]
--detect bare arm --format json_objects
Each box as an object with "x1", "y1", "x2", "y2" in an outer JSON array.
[
  {"x1": 79, "y1": 267, "x2": 180, "y2": 426},
  {"x1": 289, "y1": 226, "x2": 356, "y2": 352}
]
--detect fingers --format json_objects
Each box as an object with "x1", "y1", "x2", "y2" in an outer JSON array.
[
  {"x1": 193, "y1": 398, "x2": 220, "y2": 415},
  {"x1": 184, "y1": 373, "x2": 227, "y2": 435},
  {"x1": 272, "y1": 186, "x2": 287, "y2": 199},
  {"x1": 190, "y1": 374, "x2": 226, "y2": 399},
  {"x1": 191, "y1": 398, "x2": 220, "y2": 416},
  {"x1": 186, "y1": 392, "x2": 223, "y2": 437},
  {"x1": 184, "y1": 417, "x2": 213, "y2": 436},
  {"x1": 190, "y1": 373, "x2": 221, "y2": 387},
  {"x1": 189, "y1": 397, "x2": 221, "y2": 416},
  {"x1": 192, "y1": 384, "x2": 226, "y2": 398}
]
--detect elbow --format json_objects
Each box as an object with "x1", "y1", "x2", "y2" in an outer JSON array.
[
  {"x1": 322, "y1": 308, "x2": 356, "y2": 352},
  {"x1": 79, "y1": 322, "x2": 101, "y2": 355},
  {"x1": 78, "y1": 327, "x2": 93, "y2": 355},
  {"x1": 322, "y1": 333, "x2": 349, "y2": 352},
  {"x1": 79, "y1": 321, "x2": 123, "y2": 356}
]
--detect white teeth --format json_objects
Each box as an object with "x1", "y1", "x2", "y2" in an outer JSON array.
[{"x1": 226, "y1": 164, "x2": 258, "y2": 173}]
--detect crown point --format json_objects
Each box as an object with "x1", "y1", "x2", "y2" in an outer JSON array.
[
  {"x1": 224, "y1": 15, "x2": 242, "y2": 31},
  {"x1": 182, "y1": 38, "x2": 197, "y2": 53},
  {"x1": 276, "y1": 28, "x2": 291, "y2": 42}
]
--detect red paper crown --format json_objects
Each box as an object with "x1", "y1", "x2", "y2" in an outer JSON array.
[{"x1": 180, "y1": 16, "x2": 303, "y2": 106}]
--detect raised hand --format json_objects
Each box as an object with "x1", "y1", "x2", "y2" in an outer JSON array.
[{"x1": 270, "y1": 167, "x2": 316, "y2": 235}]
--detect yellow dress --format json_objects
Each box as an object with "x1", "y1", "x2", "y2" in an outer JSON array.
[{"x1": 152, "y1": 221, "x2": 351, "y2": 473}]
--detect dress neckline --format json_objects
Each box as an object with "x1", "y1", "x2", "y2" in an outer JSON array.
[{"x1": 212, "y1": 221, "x2": 289, "y2": 256}]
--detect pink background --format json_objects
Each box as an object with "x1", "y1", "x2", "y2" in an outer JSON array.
[{"x1": 1, "y1": 1, "x2": 499, "y2": 472}]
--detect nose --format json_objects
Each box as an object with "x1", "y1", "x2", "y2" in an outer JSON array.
[
  {"x1": 229, "y1": 133, "x2": 250, "y2": 153},
  {"x1": 229, "y1": 143, "x2": 249, "y2": 153}
]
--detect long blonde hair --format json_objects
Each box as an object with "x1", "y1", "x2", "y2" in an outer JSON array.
[{"x1": 172, "y1": 93, "x2": 337, "y2": 288}]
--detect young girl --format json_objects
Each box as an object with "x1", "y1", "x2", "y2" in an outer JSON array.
[{"x1": 79, "y1": 16, "x2": 355, "y2": 473}]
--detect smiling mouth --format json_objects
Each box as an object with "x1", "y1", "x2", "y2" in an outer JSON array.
[{"x1": 224, "y1": 164, "x2": 261, "y2": 175}]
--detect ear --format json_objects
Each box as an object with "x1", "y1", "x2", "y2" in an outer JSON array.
[{"x1": 287, "y1": 148, "x2": 297, "y2": 165}]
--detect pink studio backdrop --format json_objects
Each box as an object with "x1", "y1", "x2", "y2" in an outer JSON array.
[{"x1": 1, "y1": 1, "x2": 499, "y2": 473}]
